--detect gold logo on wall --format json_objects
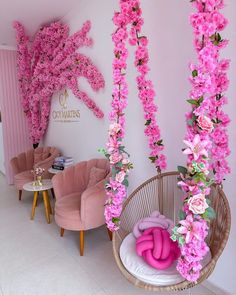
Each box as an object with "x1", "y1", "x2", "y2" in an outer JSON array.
[
  {"x1": 52, "y1": 89, "x2": 80, "y2": 123},
  {"x1": 59, "y1": 89, "x2": 68, "y2": 109}
]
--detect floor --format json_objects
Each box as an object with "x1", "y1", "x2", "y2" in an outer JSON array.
[{"x1": 0, "y1": 173, "x2": 217, "y2": 295}]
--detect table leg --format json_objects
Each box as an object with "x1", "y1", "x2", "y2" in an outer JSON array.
[
  {"x1": 45, "y1": 190, "x2": 53, "y2": 215},
  {"x1": 31, "y1": 191, "x2": 38, "y2": 220},
  {"x1": 42, "y1": 191, "x2": 50, "y2": 224}
]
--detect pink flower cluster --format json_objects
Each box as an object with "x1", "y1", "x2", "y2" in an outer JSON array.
[
  {"x1": 173, "y1": 0, "x2": 230, "y2": 282},
  {"x1": 13, "y1": 21, "x2": 105, "y2": 144},
  {"x1": 104, "y1": 0, "x2": 166, "y2": 231}
]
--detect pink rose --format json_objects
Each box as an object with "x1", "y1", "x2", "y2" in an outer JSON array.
[
  {"x1": 115, "y1": 171, "x2": 126, "y2": 183},
  {"x1": 197, "y1": 115, "x2": 214, "y2": 133},
  {"x1": 110, "y1": 152, "x2": 122, "y2": 164},
  {"x1": 188, "y1": 194, "x2": 209, "y2": 215}
]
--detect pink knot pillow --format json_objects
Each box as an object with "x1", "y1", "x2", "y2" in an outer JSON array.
[
  {"x1": 133, "y1": 211, "x2": 174, "y2": 238},
  {"x1": 136, "y1": 227, "x2": 180, "y2": 270}
]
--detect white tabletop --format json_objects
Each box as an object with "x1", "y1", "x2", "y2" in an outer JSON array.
[
  {"x1": 23, "y1": 179, "x2": 53, "y2": 192},
  {"x1": 48, "y1": 167, "x2": 63, "y2": 174}
]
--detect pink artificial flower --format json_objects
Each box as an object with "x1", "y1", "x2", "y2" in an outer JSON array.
[
  {"x1": 110, "y1": 152, "x2": 122, "y2": 165},
  {"x1": 115, "y1": 171, "x2": 126, "y2": 183},
  {"x1": 109, "y1": 122, "x2": 122, "y2": 136},
  {"x1": 177, "y1": 214, "x2": 203, "y2": 243},
  {"x1": 183, "y1": 134, "x2": 209, "y2": 160},
  {"x1": 187, "y1": 194, "x2": 209, "y2": 215},
  {"x1": 197, "y1": 115, "x2": 214, "y2": 133}
]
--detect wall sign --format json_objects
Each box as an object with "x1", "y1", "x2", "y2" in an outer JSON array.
[{"x1": 52, "y1": 90, "x2": 80, "y2": 123}]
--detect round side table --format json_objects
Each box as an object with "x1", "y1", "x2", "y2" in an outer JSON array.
[{"x1": 23, "y1": 179, "x2": 53, "y2": 224}]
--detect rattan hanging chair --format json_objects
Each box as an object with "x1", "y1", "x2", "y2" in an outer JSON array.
[{"x1": 112, "y1": 171, "x2": 231, "y2": 292}]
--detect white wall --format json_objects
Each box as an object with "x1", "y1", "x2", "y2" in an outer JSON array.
[
  {"x1": 44, "y1": 1, "x2": 236, "y2": 293},
  {"x1": 0, "y1": 123, "x2": 5, "y2": 174}
]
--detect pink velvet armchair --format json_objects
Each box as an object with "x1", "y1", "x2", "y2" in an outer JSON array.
[
  {"x1": 10, "y1": 146, "x2": 60, "y2": 200},
  {"x1": 52, "y1": 158, "x2": 111, "y2": 256}
]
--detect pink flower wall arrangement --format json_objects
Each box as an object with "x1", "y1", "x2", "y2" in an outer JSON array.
[
  {"x1": 171, "y1": 0, "x2": 230, "y2": 282},
  {"x1": 13, "y1": 20, "x2": 105, "y2": 144}
]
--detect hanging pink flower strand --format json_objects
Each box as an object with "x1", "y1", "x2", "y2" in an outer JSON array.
[
  {"x1": 14, "y1": 20, "x2": 105, "y2": 144},
  {"x1": 172, "y1": 0, "x2": 230, "y2": 282},
  {"x1": 101, "y1": 0, "x2": 166, "y2": 232}
]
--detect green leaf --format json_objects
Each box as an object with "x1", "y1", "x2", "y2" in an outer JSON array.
[
  {"x1": 177, "y1": 166, "x2": 188, "y2": 175},
  {"x1": 179, "y1": 210, "x2": 186, "y2": 221},
  {"x1": 111, "y1": 166, "x2": 116, "y2": 177},
  {"x1": 170, "y1": 234, "x2": 177, "y2": 242},
  {"x1": 116, "y1": 161, "x2": 123, "y2": 168},
  {"x1": 198, "y1": 96, "x2": 204, "y2": 104},
  {"x1": 187, "y1": 119, "x2": 194, "y2": 126},
  {"x1": 112, "y1": 217, "x2": 120, "y2": 224},
  {"x1": 145, "y1": 119, "x2": 151, "y2": 126},
  {"x1": 192, "y1": 69, "x2": 198, "y2": 77},
  {"x1": 156, "y1": 140, "x2": 163, "y2": 146},
  {"x1": 178, "y1": 236, "x2": 185, "y2": 246},
  {"x1": 206, "y1": 199, "x2": 211, "y2": 205},
  {"x1": 149, "y1": 156, "x2": 157, "y2": 163},
  {"x1": 187, "y1": 99, "x2": 199, "y2": 106},
  {"x1": 122, "y1": 178, "x2": 129, "y2": 187},
  {"x1": 172, "y1": 226, "x2": 179, "y2": 235},
  {"x1": 206, "y1": 206, "x2": 216, "y2": 219}
]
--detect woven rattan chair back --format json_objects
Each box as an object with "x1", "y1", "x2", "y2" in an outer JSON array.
[{"x1": 113, "y1": 171, "x2": 231, "y2": 292}]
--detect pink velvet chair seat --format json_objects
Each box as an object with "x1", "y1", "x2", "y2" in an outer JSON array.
[{"x1": 55, "y1": 193, "x2": 82, "y2": 230}]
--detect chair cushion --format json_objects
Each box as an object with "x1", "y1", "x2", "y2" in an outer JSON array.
[
  {"x1": 120, "y1": 233, "x2": 212, "y2": 286},
  {"x1": 14, "y1": 170, "x2": 34, "y2": 190},
  {"x1": 55, "y1": 192, "x2": 83, "y2": 230},
  {"x1": 87, "y1": 167, "x2": 106, "y2": 188}
]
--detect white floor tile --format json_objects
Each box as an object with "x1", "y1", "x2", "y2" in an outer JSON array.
[{"x1": 0, "y1": 174, "x2": 217, "y2": 295}]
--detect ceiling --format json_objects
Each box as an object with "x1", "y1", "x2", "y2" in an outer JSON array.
[{"x1": 0, "y1": 0, "x2": 79, "y2": 48}]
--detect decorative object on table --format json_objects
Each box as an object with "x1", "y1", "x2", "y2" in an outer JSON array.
[
  {"x1": 31, "y1": 167, "x2": 45, "y2": 186},
  {"x1": 13, "y1": 20, "x2": 105, "y2": 146},
  {"x1": 133, "y1": 211, "x2": 174, "y2": 238},
  {"x1": 52, "y1": 159, "x2": 111, "y2": 256},
  {"x1": 136, "y1": 227, "x2": 180, "y2": 270},
  {"x1": 10, "y1": 146, "x2": 60, "y2": 200},
  {"x1": 52, "y1": 156, "x2": 74, "y2": 171},
  {"x1": 23, "y1": 179, "x2": 53, "y2": 224}
]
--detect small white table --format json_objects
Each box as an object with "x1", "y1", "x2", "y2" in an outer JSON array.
[{"x1": 23, "y1": 179, "x2": 53, "y2": 224}]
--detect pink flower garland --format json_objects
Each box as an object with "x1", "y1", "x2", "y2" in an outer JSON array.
[
  {"x1": 14, "y1": 21, "x2": 105, "y2": 144},
  {"x1": 172, "y1": 0, "x2": 230, "y2": 282},
  {"x1": 102, "y1": 0, "x2": 166, "y2": 231},
  {"x1": 128, "y1": 1, "x2": 167, "y2": 171}
]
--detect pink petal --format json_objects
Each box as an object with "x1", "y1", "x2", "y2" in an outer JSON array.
[{"x1": 177, "y1": 226, "x2": 188, "y2": 235}]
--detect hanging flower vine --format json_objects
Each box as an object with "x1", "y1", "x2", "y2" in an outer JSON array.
[
  {"x1": 14, "y1": 20, "x2": 105, "y2": 144},
  {"x1": 100, "y1": 0, "x2": 166, "y2": 231},
  {"x1": 171, "y1": 0, "x2": 230, "y2": 282}
]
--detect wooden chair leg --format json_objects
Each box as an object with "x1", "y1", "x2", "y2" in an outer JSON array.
[
  {"x1": 45, "y1": 190, "x2": 53, "y2": 214},
  {"x1": 60, "y1": 228, "x2": 65, "y2": 237},
  {"x1": 19, "y1": 190, "x2": 22, "y2": 201},
  {"x1": 107, "y1": 228, "x2": 113, "y2": 241},
  {"x1": 51, "y1": 188, "x2": 55, "y2": 199},
  {"x1": 80, "y1": 230, "x2": 84, "y2": 256}
]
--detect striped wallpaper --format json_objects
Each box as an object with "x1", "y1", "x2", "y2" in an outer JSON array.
[{"x1": 0, "y1": 49, "x2": 31, "y2": 184}]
